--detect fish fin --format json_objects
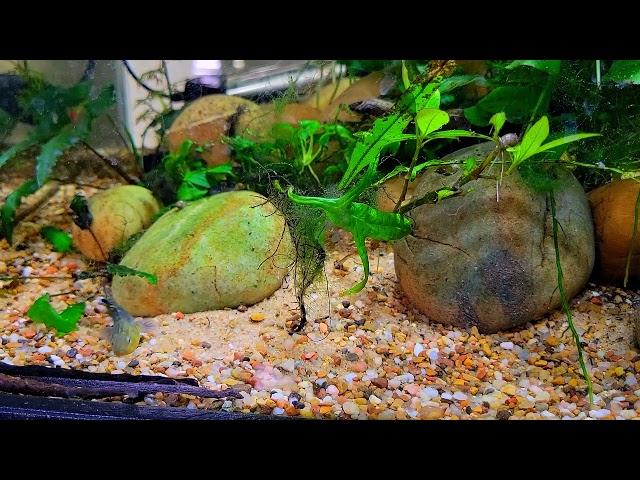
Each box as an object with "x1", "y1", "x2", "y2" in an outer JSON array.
[
  {"x1": 135, "y1": 318, "x2": 158, "y2": 335},
  {"x1": 98, "y1": 326, "x2": 113, "y2": 341}
]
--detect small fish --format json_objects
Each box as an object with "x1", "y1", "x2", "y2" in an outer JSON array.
[{"x1": 101, "y1": 289, "x2": 156, "y2": 356}]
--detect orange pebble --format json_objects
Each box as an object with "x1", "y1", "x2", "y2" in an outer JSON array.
[
  {"x1": 175, "y1": 311, "x2": 185, "y2": 320},
  {"x1": 21, "y1": 327, "x2": 36, "y2": 339}
]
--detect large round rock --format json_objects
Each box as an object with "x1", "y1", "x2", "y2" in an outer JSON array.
[
  {"x1": 72, "y1": 185, "x2": 161, "y2": 261},
  {"x1": 111, "y1": 191, "x2": 294, "y2": 316},
  {"x1": 588, "y1": 179, "x2": 640, "y2": 285},
  {"x1": 394, "y1": 142, "x2": 595, "y2": 333}
]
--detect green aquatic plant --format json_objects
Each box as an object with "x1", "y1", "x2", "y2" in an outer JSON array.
[
  {"x1": 144, "y1": 139, "x2": 234, "y2": 203},
  {"x1": 40, "y1": 226, "x2": 73, "y2": 253},
  {"x1": 0, "y1": 70, "x2": 116, "y2": 244},
  {"x1": 27, "y1": 294, "x2": 85, "y2": 336},
  {"x1": 105, "y1": 263, "x2": 157, "y2": 285},
  {"x1": 288, "y1": 163, "x2": 413, "y2": 295},
  {"x1": 0, "y1": 179, "x2": 38, "y2": 244}
]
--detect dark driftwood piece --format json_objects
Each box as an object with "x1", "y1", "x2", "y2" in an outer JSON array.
[{"x1": 0, "y1": 364, "x2": 243, "y2": 401}]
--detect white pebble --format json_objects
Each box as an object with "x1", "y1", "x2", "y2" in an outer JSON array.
[
  {"x1": 344, "y1": 372, "x2": 357, "y2": 383},
  {"x1": 279, "y1": 359, "x2": 295, "y2": 372},
  {"x1": 428, "y1": 348, "x2": 439, "y2": 361},
  {"x1": 149, "y1": 338, "x2": 157, "y2": 346},
  {"x1": 413, "y1": 343, "x2": 425, "y2": 357},
  {"x1": 589, "y1": 409, "x2": 611, "y2": 419},
  {"x1": 420, "y1": 387, "x2": 439, "y2": 401},
  {"x1": 272, "y1": 407, "x2": 285, "y2": 415},
  {"x1": 342, "y1": 402, "x2": 360, "y2": 416},
  {"x1": 37, "y1": 346, "x2": 53, "y2": 354},
  {"x1": 21, "y1": 266, "x2": 33, "y2": 277},
  {"x1": 441, "y1": 392, "x2": 453, "y2": 400},
  {"x1": 625, "y1": 375, "x2": 638, "y2": 387},
  {"x1": 500, "y1": 342, "x2": 514, "y2": 350},
  {"x1": 326, "y1": 385, "x2": 339, "y2": 396},
  {"x1": 453, "y1": 391, "x2": 467, "y2": 401},
  {"x1": 369, "y1": 394, "x2": 382, "y2": 405}
]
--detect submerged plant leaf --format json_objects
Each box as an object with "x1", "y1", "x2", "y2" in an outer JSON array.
[
  {"x1": 506, "y1": 60, "x2": 562, "y2": 76},
  {"x1": 489, "y1": 112, "x2": 506, "y2": 137},
  {"x1": 27, "y1": 293, "x2": 85, "y2": 335},
  {"x1": 604, "y1": 60, "x2": 640, "y2": 85},
  {"x1": 41, "y1": 226, "x2": 73, "y2": 253},
  {"x1": 416, "y1": 109, "x2": 449, "y2": 137},
  {"x1": 0, "y1": 178, "x2": 39, "y2": 244},
  {"x1": 106, "y1": 263, "x2": 157, "y2": 285},
  {"x1": 507, "y1": 116, "x2": 550, "y2": 171},
  {"x1": 289, "y1": 166, "x2": 413, "y2": 295}
]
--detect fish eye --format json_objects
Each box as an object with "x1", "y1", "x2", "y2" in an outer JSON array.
[{"x1": 126, "y1": 337, "x2": 131, "y2": 343}]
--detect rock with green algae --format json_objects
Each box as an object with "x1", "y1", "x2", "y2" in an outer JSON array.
[
  {"x1": 71, "y1": 185, "x2": 161, "y2": 261},
  {"x1": 111, "y1": 191, "x2": 294, "y2": 316}
]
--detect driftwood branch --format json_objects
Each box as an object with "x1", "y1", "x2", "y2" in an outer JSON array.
[{"x1": 0, "y1": 371, "x2": 242, "y2": 401}]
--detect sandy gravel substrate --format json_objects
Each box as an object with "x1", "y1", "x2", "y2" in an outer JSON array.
[{"x1": 2, "y1": 173, "x2": 640, "y2": 420}]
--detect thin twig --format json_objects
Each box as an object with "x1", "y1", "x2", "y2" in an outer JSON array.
[{"x1": 81, "y1": 141, "x2": 139, "y2": 185}]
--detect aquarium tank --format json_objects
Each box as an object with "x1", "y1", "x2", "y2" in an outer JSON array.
[{"x1": 1, "y1": 59, "x2": 640, "y2": 420}]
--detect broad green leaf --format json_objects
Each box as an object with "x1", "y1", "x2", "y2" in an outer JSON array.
[
  {"x1": 436, "y1": 188, "x2": 457, "y2": 201},
  {"x1": 106, "y1": 263, "x2": 157, "y2": 285},
  {"x1": 424, "y1": 90, "x2": 441, "y2": 109},
  {"x1": 439, "y1": 75, "x2": 482, "y2": 93},
  {"x1": 27, "y1": 293, "x2": 85, "y2": 335},
  {"x1": 489, "y1": 112, "x2": 506, "y2": 136},
  {"x1": 416, "y1": 109, "x2": 449, "y2": 137},
  {"x1": 464, "y1": 86, "x2": 544, "y2": 126},
  {"x1": 0, "y1": 134, "x2": 41, "y2": 170},
  {"x1": 401, "y1": 61, "x2": 410, "y2": 90},
  {"x1": 507, "y1": 116, "x2": 549, "y2": 170},
  {"x1": 534, "y1": 133, "x2": 601, "y2": 154},
  {"x1": 462, "y1": 157, "x2": 477, "y2": 175},
  {"x1": 1, "y1": 178, "x2": 39, "y2": 244},
  {"x1": 506, "y1": 60, "x2": 562, "y2": 76},
  {"x1": 177, "y1": 182, "x2": 207, "y2": 201},
  {"x1": 604, "y1": 60, "x2": 640, "y2": 85},
  {"x1": 425, "y1": 130, "x2": 492, "y2": 141},
  {"x1": 339, "y1": 113, "x2": 412, "y2": 189},
  {"x1": 41, "y1": 226, "x2": 73, "y2": 253},
  {"x1": 35, "y1": 123, "x2": 85, "y2": 186},
  {"x1": 183, "y1": 170, "x2": 210, "y2": 188}
]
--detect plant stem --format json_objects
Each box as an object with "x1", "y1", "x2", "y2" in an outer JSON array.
[
  {"x1": 121, "y1": 60, "x2": 170, "y2": 98},
  {"x1": 596, "y1": 60, "x2": 602, "y2": 88},
  {"x1": 624, "y1": 186, "x2": 640, "y2": 287},
  {"x1": 549, "y1": 191, "x2": 593, "y2": 405},
  {"x1": 399, "y1": 142, "x2": 503, "y2": 214},
  {"x1": 81, "y1": 141, "x2": 139, "y2": 185},
  {"x1": 393, "y1": 134, "x2": 423, "y2": 212}
]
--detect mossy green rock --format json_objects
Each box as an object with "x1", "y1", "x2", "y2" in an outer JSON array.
[{"x1": 111, "y1": 191, "x2": 293, "y2": 316}]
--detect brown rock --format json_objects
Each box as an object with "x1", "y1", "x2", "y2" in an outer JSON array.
[
  {"x1": 588, "y1": 179, "x2": 640, "y2": 285},
  {"x1": 394, "y1": 142, "x2": 595, "y2": 333},
  {"x1": 321, "y1": 71, "x2": 393, "y2": 123},
  {"x1": 167, "y1": 95, "x2": 259, "y2": 166},
  {"x1": 371, "y1": 377, "x2": 389, "y2": 389},
  {"x1": 235, "y1": 103, "x2": 323, "y2": 142},
  {"x1": 376, "y1": 176, "x2": 419, "y2": 212}
]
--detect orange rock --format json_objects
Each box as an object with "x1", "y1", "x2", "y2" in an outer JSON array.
[
  {"x1": 589, "y1": 179, "x2": 640, "y2": 284},
  {"x1": 167, "y1": 95, "x2": 260, "y2": 166},
  {"x1": 322, "y1": 71, "x2": 388, "y2": 123},
  {"x1": 175, "y1": 311, "x2": 185, "y2": 320},
  {"x1": 21, "y1": 327, "x2": 36, "y2": 339},
  {"x1": 79, "y1": 347, "x2": 93, "y2": 356}
]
